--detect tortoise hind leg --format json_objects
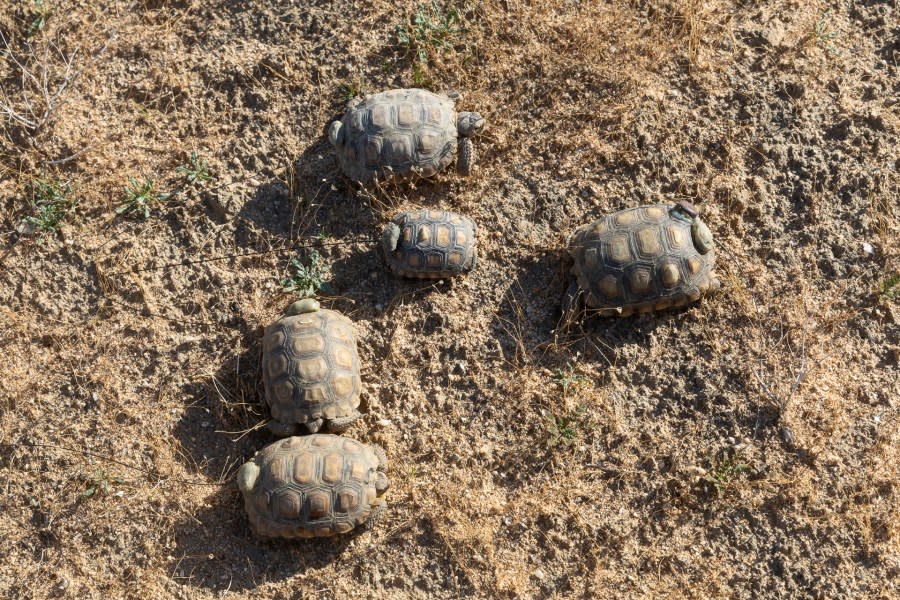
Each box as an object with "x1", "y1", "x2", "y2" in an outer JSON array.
[
  {"x1": 267, "y1": 420, "x2": 299, "y2": 437},
  {"x1": 458, "y1": 138, "x2": 476, "y2": 176},
  {"x1": 364, "y1": 499, "x2": 388, "y2": 529},
  {"x1": 326, "y1": 412, "x2": 361, "y2": 434}
]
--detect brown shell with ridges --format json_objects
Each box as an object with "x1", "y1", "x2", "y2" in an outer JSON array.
[
  {"x1": 238, "y1": 435, "x2": 388, "y2": 538},
  {"x1": 333, "y1": 88, "x2": 459, "y2": 183},
  {"x1": 382, "y1": 209, "x2": 477, "y2": 278},
  {"x1": 262, "y1": 306, "x2": 361, "y2": 429},
  {"x1": 567, "y1": 203, "x2": 719, "y2": 316}
]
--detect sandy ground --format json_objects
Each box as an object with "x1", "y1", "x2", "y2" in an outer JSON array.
[{"x1": 1, "y1": 0, "x2": 898, "y2": 598}]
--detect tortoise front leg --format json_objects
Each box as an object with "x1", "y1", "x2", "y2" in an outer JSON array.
[{"x1": 458, "y1": 138, "x2": 476, "y2": 176}]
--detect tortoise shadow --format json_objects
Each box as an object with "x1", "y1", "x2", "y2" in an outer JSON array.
[
  {"x1": 488, "y1": 250, "x2": 683, "y2": 371},
  {"x1": 169, "y1": 482, "x2": 369, "y2": 592},
  {"x1": 230, "y1": 179, "x2": 297, "y2": 246},
  {"x1": 172, "y1": 322, "x2": 269, "y2": 480}
]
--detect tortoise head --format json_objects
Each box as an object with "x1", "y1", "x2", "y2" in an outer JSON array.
[
  {"x1": 328, "y1": 120, "x2": 345, "y2": 146},
  {"x1": 381, "y1": 221, "x2": 402, "y2": 254},
  {"x1": 375, "y1": 471, "x2": 390, "y2": 495},
  {"x1": 672, "y1": 201, "x2": 714, "y2": 255},
  {"x1": 236, "y1": 461, "x2": 260, "y2": 493},
  {"x1": 691, "y1": 218, "x2": 714, "y2": 255},
  {"x1": 286, "y1": 298, "x2": 320, "y2": 315},
  {"x1": 457, "y1": 112, "x2": 485, "y2": 137},
  {"x1": 371, "y1": 444, "x2": 390, "y2": 495}
]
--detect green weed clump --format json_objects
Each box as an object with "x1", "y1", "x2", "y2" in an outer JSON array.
[
  {"x1": 281, "y1": 251, "x2": 331, "y2": 297},
  {"x1": 78, "y1": 468, "x2": 124, "y2": 500},
  {"x1": 24, "y1": 177, "x2": 76, "y2": 236},
  {"x1": 546, "y1": 405, "x2": 586, "y2": 448},
  {"x1": 117, "y1": 177, "x2": 170, "y2": 218},
  {"x1": 27, "y1": 0, "x2": 54, "y2": 35},
  {"x1": 702, "y1": 455, "x2": 749, "y2": 497},
  {"x1": 397, "y1": 1, "x2": 466, "y2": 65},
  {"x1": 176, "y1": 151, "x2": 214, "y2": 186},
  {"x1": 812, "y1": 9, "x2": 839, "y2": 55},
  {"x1": 880, "y1": 274, "x2": 900, "y2": 299}
]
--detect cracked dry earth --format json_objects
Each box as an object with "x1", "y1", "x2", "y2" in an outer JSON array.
[{"x1": 0, "y1": 1, "x2": 898, "y2": 599}]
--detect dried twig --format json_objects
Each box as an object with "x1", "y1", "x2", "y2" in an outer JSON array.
[{"x1": 0, "y1": 30, "x2": 80, "y2": 132}]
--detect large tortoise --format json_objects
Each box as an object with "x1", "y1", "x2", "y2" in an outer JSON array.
[
  {"x1": 564, "y1": 201, "x2": 720, "y2": 316},
  {"x1": 382, "y1": 209, "x2": 477, "y2": 278},
  {"x1": 237, "y1": 434, "x2": 389, "y2": 538},
  {"x1": 328, "y1": 88, "x2": 485, "y2": 183},
  {"x1": 262, "y1": 299, "x2": 362, "y2": 435}
]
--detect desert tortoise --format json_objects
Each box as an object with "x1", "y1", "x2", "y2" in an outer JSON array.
[
  {"x1": 565, "y1": 201, "x2": 720, "y2": 316},
  {"x1": 237, "y1": 434, "x2": 389, "y2": 538},
  {"x1": 382, "y1": 209, "x2": 477, "y2": 278},
  {"x1": 262, "y1": 299, "x2": 362, "y2": 435},
  {"x1": 328, "y1": 88, "x2": 485, "y2": 183}
]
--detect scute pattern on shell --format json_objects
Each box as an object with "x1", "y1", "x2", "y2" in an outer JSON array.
[
  {"x1": 240, "y1": 435, "x2": 385, "y2": 538},
  {"x1": 568, "y1": 204, "x2": 719, "y2": 316},
  {"x1": 335, "y1": 89, "x2": 458, "y2": 183},
  {"x1": 262, "y1": 307, "x2": 361, "y2": 428},
  {"x1": 383, "y1": 209, "x2": 477, "y2": 278}
]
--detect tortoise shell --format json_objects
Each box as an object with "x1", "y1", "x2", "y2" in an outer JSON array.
[
  {"x1": 236, "y1": 434, "x2": 389, "y2": 538},
  {"x1": 382, "y1": 209, "x2": 477, "y2": 278},
  {"x1": 567, "y1": 201, "x2": 719, "y2": 316},
  {"x1": 262, "y1": 300, "x2": 362, "y2": 434},
  {"x1": 328, "y1": 88, "x2": 479, "y2": 183}
]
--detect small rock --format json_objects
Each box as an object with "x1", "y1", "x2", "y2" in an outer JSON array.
[
  {"x1": 533, "y1": 568, "x2": 545, "y2": 580},
  {"x1": 16, "y1": 220, "x2": 36, "y2": 236},
  {"x1": 862, "y1": 242, "x2": 874, "y2": 255},
  {"x1": 780, "y1": 427, "x2": 795, "y2": 446}
]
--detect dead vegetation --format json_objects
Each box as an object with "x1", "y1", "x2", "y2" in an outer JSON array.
[{"x1": 1, "y1": 0, "x2": 898, "y2": 598}]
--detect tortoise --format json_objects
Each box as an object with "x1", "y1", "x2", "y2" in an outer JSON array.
[
  {"x1": 564, "y1": 201, "x2": 720, "y2": 317},
  {"x1": 237, "y1": 434, "x2": 390, "y2": 538},
  {"x1": 382, "y1": 209, "x2": 477, "y2": 278},
  {"x1": 328, "y1": 88, "x2": 485, "y2": 183},
  {"x1": 262, "y1": 299, "x2": 362, "y2": 435}
]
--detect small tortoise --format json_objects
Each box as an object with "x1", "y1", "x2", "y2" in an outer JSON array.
[
  {"x1": 262, "y1": 299, "x2": 362, "y2": 435},
  {"x1": 328, "y1": 88, "x2": 485, "y2": 183},
  {"x1": 382, "y1": 209, "x2": 477, "y2": 278},
  {"x1": 237, "y1": 434, "x2": 389, "y2": 538},
  {"x1": 565, "y1": 201, "x2": 720, "y2": 316}
]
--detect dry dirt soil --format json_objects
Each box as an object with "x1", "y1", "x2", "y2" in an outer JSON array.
[{"x1": 1, "y1": 0, "x2": 899, "y2": 598}]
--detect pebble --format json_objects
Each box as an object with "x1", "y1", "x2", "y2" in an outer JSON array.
[
  {"x1": 16, "y1": 220, "x2": 36, "y2": 235},
  {"x1": 780, "y1": 427, "x2": 795, "y2": 446}
]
